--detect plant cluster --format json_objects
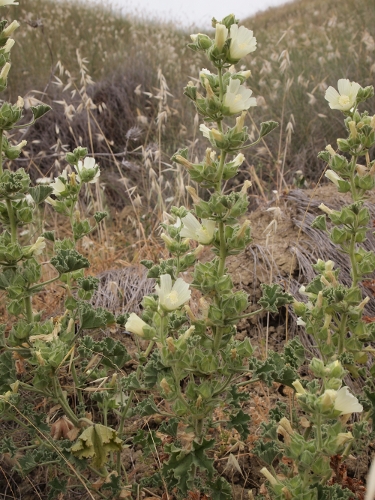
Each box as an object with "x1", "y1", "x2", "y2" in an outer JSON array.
[{"x1": 0, "y1": 2, "x2": 374, "y2": 500}]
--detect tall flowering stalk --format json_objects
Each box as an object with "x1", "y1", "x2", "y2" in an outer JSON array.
[
  {"x1": 258, "y1": 81, "x2": 375, "y2": 499},
  {"x1": 124, "y1": 14, "x2": 296, "y2": 498}
]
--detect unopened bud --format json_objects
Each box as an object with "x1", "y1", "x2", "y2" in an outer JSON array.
[
  {"x1": 325, "y1": 144, "x2": 336, "y2": 156},
  {"x1": 241, "y1": 180, "x2": 252, "y2": 193},
  {"x1": 211, "y1": 128, "x2": 224, "y2": 142},
  {"x1": 292, "y1": 380, "x2": 306, "y2": 395},
  {"x1": 356, "y1": 164, "x2": 368, "y2": 177},
  {"x1": 196, "y1": 394, "x2": 203, "y2": 408},
  {"x1": 325, "y1": 169, "x2": 342, "y2": 186},
  {"x1": 215, "y1": 22, "x2": 228, "y2": 51},
  {"x1": 260, "y1": 467, "x2": 278, "y2": 486},
  {"x1": 235, "y1": 111, "x2": 247, "y2": 133},
  {"x1": 2, "y1": 20, "x2": 20, "y2": 38},
  {"x1": 0, "y1": 61, "x2": 10, "y2": 80},
  {"x1": 175, "y1": 154, "x2": 193, "y2": 169},
  {"x1": 186, "y1": 186, "x2": 201, "y2": 204},
  {"x1": 203, "y1": 77, "x2": 215, "y2": 100},
  {"x1": 336, "y1": 432, "x2": 353, "y2": 447},
  {"x1": 348, "y1": 121, "x2": 357, "y2": 139},
  {"x1": 319, "y1": 203, "x2": 333, "y2": 215},
  {"x1": 160, "y1": 378, "x2": 172, "y2": 395},
  {"x1": 166, "y1": 337, "x2": 176, "y2": 353},
  {"x1": 3, "y1": 38, "x2": 14, "y2": 53}
]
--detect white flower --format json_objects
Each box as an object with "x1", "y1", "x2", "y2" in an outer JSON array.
[
  {"x1": 223, "y1": 78, "x2": 257, "y2": 114},
  {"x1": 155, "y1": 274, "x2": 191, "y2": 311},
  {"x1": 27, "y1": 237, "x2": 46, "y2": 256},
  {"x1": 0, "y1": 0, "x2": 19, "y2": 5},
  {"x1": 296, "y1": 317, "x2": 306, "y2": 327},
  {"x1": 74, "y1": 157, "x2": 100, "y2": 183},
  {"x1": 215, "y1": 23, "x2": 228, "y2": 51},
  {"x1": 0, "y1": 62, "x2": 10, "y2": 81},
  {"x1": 50, "y1": 174, "x2": 67, "y2": 196},
  {"x1": 232, "y1": 153, "x2": 245, "y2": 167},
  {"x1": 229, "y1": 24, "x2": 257, "y2": 61},
  {"x1": 325, "y1": 79, "x2": 361, "y2": 111},
  {"x1": 199, "y1": 124, "x2": 211, "y2": 139},
  {"x1": 334, "y1": 386, "x2": 363, "y2": 415},
  {"x1": 325, "y1": 169, "x2": 343, "y2": 186},
  {"x1": 125, "y1": 313, "x2": 147, "y2": 338},
  {"x1": 180, "y1": 213, "x2": 216, "y2": 244}
]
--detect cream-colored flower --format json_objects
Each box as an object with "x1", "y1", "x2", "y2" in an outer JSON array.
[
  {"x1": 50, "y1": 176, "x2": 67, "y2": 196},
  {"x1": 155, "y1": 274, "x2": 191, "y2": 311},
  {"x1": 232, "y1": 153, "x2": 245, "y2": 167},
  {"x1": 2, "y1": 20, "x2": 20, "y2": 37},
  {"x1": 74, "y1": 157, "x2": 100, "y2": 184},
  {"x1": 27, "y1": 236, "x2": 46, "y2": 256},
  {"x1": 325, "y1": 169, "x2": 343, "y2": 186},
  {"x1": 229, "y1": 24, "x2": 257, "y2": 61},
  {"x1": 325, "y1": 79, "x2": 361, "y2": 111},
  {"x1": 125, "y1": 313, "x2": 147, "y2": 338},
  {"x1": 223, "y1": 78, "x2": 257, "y2": 114},
  {"x1": 199, "y1": 124, "x2": 211, "y2": 139},
  {"x1": 180, "y1": 213, "x2": 215, "y2": 244},
  {"x1": 292, "y1": 380, "x2": 306, "y2": 394},
  {"x1": 2, "y1": 38, "x2": 14, "y2": 53},
  {"x1": 215, "y1": 23, "x2": 228, "y2": 51},
  {"x1": 334, "y1": 386, "x2": 363, "y2": 415}
]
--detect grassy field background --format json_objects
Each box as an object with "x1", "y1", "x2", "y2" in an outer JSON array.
[{"x1": 3, "y1": 0, "x2": 375, "y2": 215}]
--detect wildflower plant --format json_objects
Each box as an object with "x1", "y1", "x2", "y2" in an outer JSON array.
[
  {"x1": 124, "y1": 14, "x2": 298, "y2": 497},
  {"x1": 258, "y1": 81, "x2": 375, "y2": 498}
]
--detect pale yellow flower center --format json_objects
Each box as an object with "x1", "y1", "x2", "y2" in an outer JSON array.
[
  {"x1": 338, "y1": 95, "x2": 350, "y2": 106},
  {"x1": 167, "y1": 291, "x2": 179, "y2": 304}
]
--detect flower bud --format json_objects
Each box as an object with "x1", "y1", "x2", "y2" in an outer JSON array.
[
  {"x1": 3, "y1": 38, "x2": 14, "y2": 53},
  {"x1": 260, "y1": 467, "x2": 278, "y2": 486},
  {"x1": 235, "y1": 111, "x2": 247, "y2": 133},
  {"x1": 0, "y1": 61, "x2": 10, "y2": 80},
  {"x1": 319, "y1": 203, "x2": 334, "y2": 215},
  {"x1": 174, "y1": 154, "x2": 193, "y2": 169},
  {"x1": 292, "y1": 380, "x2": 306, "y2": 395},
  {"x1": 336, "y1": 432, "x2": 353, "y2": 447},
  {"x1": 160, "y1": 378, "x2": 172, "y2": 395},
  {"x1": 166, "y1": 337, "x2": 176, "y2": 353},
  {"x1": 325, "y1": 169, "x2": 343, "y2": 186},
  {"x1": 186, "y1": 186, "x2": 201, "y2": 204},
  {"x1": 241, "y1": 180, "x2": 252, "y2": 194},
  {"x1": 215, "y1": 23, "x2": 228, "y2": 51},
  {"x1": 325, "y1": 144, "x2": 336, "y2": 156},
  {"x1": 348, "y1": 120, "x2": 357, "y2": 138},
  {"x1": 2, "y1": 20, "x2": 20, "y2": 38}
]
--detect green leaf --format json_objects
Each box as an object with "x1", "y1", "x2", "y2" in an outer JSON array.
[
  {"x1": 71, "y1": 424, "x2": 122, "y2": 468},
  {"x1": 50, "y1": 249, "x2": 90, "y2": 274},
  {"x1": 253, "y1": 439, "x2": 281, "y2": 465},
  {"x1": 159, "y1": 417, "x2": 179, "y2": 438},
  {"x1": 30, "y1": 104, "x2": 52, "y2": 121},
  {"x1": 48, "y1": 478, "x2": 67, "y2": 500},
  {"x1": 94, "y1": 211, "x2": 108, "y2": 224},
  {"x1": 162, "y1": 439, "x2": 215, "y2": 495},
  {"x1": 229, "y1": 409, "x2": 250, "y2": 440},
  {"x1": 78, "y1": 302, "x2": 115, "y2": 330},
  {"x1": 259, "y1": 283, "x2": 294, "y2": 313},
  {"x1": 259, "y1": 120, "x2": 279, "y2": 138},
  {"x1": 133, "y1": 429, "x2": 162, "y2": 456},
  {"x1": 29, "y1": 185, "x2": 53, "y2": 204},
  {"x1": 134, "y1": 397, "x2": 160, "y2": 416},
  {"x1": 207, "y1": 476, "x2": 232, "y2": 500}
]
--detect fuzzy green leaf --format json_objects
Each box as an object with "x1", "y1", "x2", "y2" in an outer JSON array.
[
  {"x1": 71, "y1": 424, "x2": 122, "y2": 468},
  {"x1": 259, "y1": 283, "x2": 294, "y2": 313}
]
